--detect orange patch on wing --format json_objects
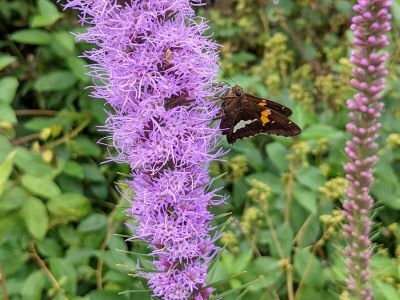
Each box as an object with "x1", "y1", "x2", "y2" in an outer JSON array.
[
  {"x1": 260, "y1": 109, "x2": 271, "y2": 125},
  {"x1": 258, "y1": 100, "x2": 267, "y2": 107}
]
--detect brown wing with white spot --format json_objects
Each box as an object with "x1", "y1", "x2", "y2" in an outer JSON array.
[
  {"x1": 226, "y1": 107, "x2": 301, "y2": 144},
  {"x1": 220, "y1": 85, "x2": 301, "y2": 144}
]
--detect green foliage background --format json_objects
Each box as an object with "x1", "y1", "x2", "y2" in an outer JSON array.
[{"x1": 1, "y1": 0, "x2": 400, "y2": 299}]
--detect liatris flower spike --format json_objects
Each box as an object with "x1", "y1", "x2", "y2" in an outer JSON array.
[
  {"x1": 63, "y1": 0, "x2": 225, "y2": 299},
  {"x1": 343, "y1": 1, "x2": 392, "y2": 299}
]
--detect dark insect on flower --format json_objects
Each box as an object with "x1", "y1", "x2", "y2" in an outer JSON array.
[
  {"x1": 220, "y1": 85, "x2": 301, "y2": 144},
  {"x1": 164, "y1": 48, "x2": 172, "y2": 67}
]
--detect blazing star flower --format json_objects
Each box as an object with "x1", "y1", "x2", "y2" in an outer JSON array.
[
  {"x1": 343, "y1": 1, "x2": 392, "y2": 299},
  {"x1": 64, "y1": 0, "x2": 224, "y2": 299}
]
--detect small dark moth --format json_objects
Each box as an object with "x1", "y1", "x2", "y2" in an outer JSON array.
[{"x1": 220, "y1": 85, "x2": 301, "y2": 144}]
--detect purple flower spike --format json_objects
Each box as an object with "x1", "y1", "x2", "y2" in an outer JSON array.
[
  {"x1": 63, "y1": 0, "x2": 224, "y2": 298},
  {"x1": 344, "y1": 1, "x2": 392, "y2": 299}
]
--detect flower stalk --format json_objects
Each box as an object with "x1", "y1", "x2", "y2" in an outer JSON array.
[
  {"x1": 343, "y1": 1, "x2": 392, "y2": 299},
  {"x1": 64, "y1": 0, "x2": 223, "y2": 299}
]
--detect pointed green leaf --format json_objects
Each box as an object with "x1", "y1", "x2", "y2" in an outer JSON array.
[
  {"x1": 21, "y1": 271, "x2": 45, "y2": 300},
  {"x1": 0, "y1": 103, "x2": 17, "y2": 123},
  {"x1": 295, "y1": 166, "x2": 325, "y2": 191},
  {"x1": 0, "y1": 55, "x2": 17, "y2": 71},
  {"x1": 9, "y1": 29, "x2": 52, "y2": 45},
  {"x1": 0, "y1": 77, "x2": 18, "y2": 104},
  {"x1": 22, "y1": 197, "x2": 48, "y2": 240},
  {"x1": 77, "y1": 213, "x2": 107, "y2": 232},
  {"x1": 34, "y1": 71, "x2": 78, "y2": 92},
  {"x1": 293, "y1": 183, "x2": 317, "y2": 214},
  {"x1": 21, "y1": 174, "x2": 61, "y2": 198},
  {"x1": 266, "y1": 142, "x2": 289, "y2": 171},
  {"x1": 48, "y1": 258, "x2": 77, "y2": 294},
  {"x1": 48, "y1": 193, "x2": 91, "y2": 222}
]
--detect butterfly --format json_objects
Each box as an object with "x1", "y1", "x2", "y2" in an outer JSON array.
[{"x1": 220, "y1": 85, "x2": 301, "y2": 144}]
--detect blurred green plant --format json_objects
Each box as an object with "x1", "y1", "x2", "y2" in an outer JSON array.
[{"x1": 0, "y1": 0, "x2": 400, "y2": 299}]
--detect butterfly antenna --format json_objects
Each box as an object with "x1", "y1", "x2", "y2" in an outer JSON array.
[
  {"x1": 222, "y1": 81, "x2": 231, "y2": 87},
  {"x1": 219, "y1": 65, "x2": 238, "y2": 86}
]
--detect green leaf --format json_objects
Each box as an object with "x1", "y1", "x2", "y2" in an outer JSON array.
[
  {"x1": 0, "y1": 186, "x2": 28, "y2": 211},
  {"x1": 66, "y1": 57, "x2": 90, "y2": 82},
  {"x1": 77, "y1": 213, "x2": 107, "y2": 233},
  {"x1": 65, "y1": 248, "x2": 94, "y2": 265},
  {"x1": 296, "y1": 215, "x2": 321, "y2": 247},
  {"x1": 34, "y1": 71, "x2": 78, "y2": 92},
  {"x1": 374, "y1": 281, "x2": 400, "y2": 300},
  {"x1": 0, "y1": 136, "x2": 12, "y2": 162},
  {"x1": 0, "y1": 235, "x2": 30, "y2": 274},
  {"x1": 373, "y1": 180, "x2": 400, "y2": 210},
  {"x1": 268, "y1": 223, "x2": 293, "y2": 258},
  {"x1": 0, "y1": 55, "x2": 17, "y2": 71},
  {"x1": 300, "y1": 124, "x2": 341, "y2": 140},
  {"x1": 232, "y1": 179, "x2": 248, "y2": 209},
  {"x1": 57, "y1": 175, "x2": 84, "y2": 194},
  {"x1": 108, "y1": 236, "x2": 128, "y2": 252},
  {"x1": 15, "y1": 148, "x2": 55, "y2": 177},
  {"x1": 58, "y1": 225, "x2": 80, "y2": 246},
  {"x1": 293, "y1": 248, "x2": 325, "y2": 288},
  {"x1": 52, "y1": 31, "x2": 76, "y2": 54},
  {"x1": 290, "y1": 106, "x2": 316, "y2": 129},
  {"x1": 265, "y1": 142, "x2": 289, "y2": 172},
  {"x1": 63, "y1": 161, "x2": 84, "y2": 179},
  {"x1": 48, "y1": 193, "x2": 91, "y2": 222},
  {"x1": 393, "y1": 1, "x2": 400, "y2": 26},
  {"x1": 31, "y1": 0, "x2": 62, "y2": 27},
  {"x1": 22, "y1": 197, "x2": 49, "y2": 240},
  {"x1": 296, "y1": 287, "x2": 334, "y2": 300},
  {"x1": 0, "y1": 150, "x2": 16, "y2": 196},
  {"x1": 372, "y1": 255, "x2": 397, "y2": 276},
  {"x1": 38, "y1": 0, "x2": 61, "y2": 16},
  {"x1": 232, "y1": 250, "x2": 253, "y2": 273},
  {"x1": 335, "y1": 0, "x2": 352, "y2": 14},
  {"x1": 21, "y1": 271, "x2": 45, "y2": 300},
  {"x1": 9, "y1": 29, "x2": 52, "y2": 45},
  {"x1": 49, "y1": 258, "x2": 77, "y2": 294},
  {"x1": 248, "y1": 257, "x2": 283, "y2": 290},
  {"x1": 87, "y1": 291, "x2": 127, "y2": 300},
  {"x1": 220, "y1": 252, "x2": 235, "y2": 274},
  {"x1": 89, "y1": 182, "x2": 108, "y2": 200},
  {"x1": 293, "y1": 183, "x2": 317, "y2": 214},
  {"x1": 270, "y1": 0, "x2": 294, "y2": 15},
  {"x1": 0, "y1": 77, "x2": 18, "y2": 104},
  {"x1": 82, "y1": 164, "x2": 106, "y2": 182},
  {"x1": 229, "y1": 51, "x2": 257, "y2": 65},
  {"x1": 305, "y1": 41, "x2": 317, "y2": 60},
  {"x1": 36, "y1": 238, "x2": 63, "y2": 258},
  {"x1": 0, "y1": 103, "x2": 17, "y2": 123},
  {"x1": 372, "y1": 156, "x2": 400, "y2": 209},
  {"x1": 295, "y1": 167, "x2": 325, "y2": 191},
  {"x1": 21, "y1": 174, "x2": 61, "y2": 198},
  {"x1": 231, "y1": 139, "x2": 264, "y2": 171},
  {"x1": 71, "y1": 136, "x2": 102, "y2": 157},
  {"x1": 245, "y1": 172, "x2": 283, "y2": 194}
]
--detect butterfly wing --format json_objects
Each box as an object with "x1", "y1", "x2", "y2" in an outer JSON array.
[
  {"x1": 226, "y1": 106, "x2": 301, "y2": 144},
  {"x1": 220, "y1": 96, "x2": 239, "y2": 132},
  {"x1": 244, "y1": 93, "x2": 293, "y2": 117}
]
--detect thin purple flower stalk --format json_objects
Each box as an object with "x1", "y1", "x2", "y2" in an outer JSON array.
[
  {"x1": 343, "y1": 1, "x2": 392, "y2": 299},
  {"x1": 64, "y1": 1, "x2": 224, "y2": 299}
]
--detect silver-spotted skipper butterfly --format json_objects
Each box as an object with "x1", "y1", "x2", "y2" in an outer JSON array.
[{"x1": 220, "y1": 85, "x2": 301, "y2": 144}]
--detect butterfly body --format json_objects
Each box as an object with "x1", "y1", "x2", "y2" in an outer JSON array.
[{"x1": 220, "y1": 85, "x2": 301, "y2": 144}]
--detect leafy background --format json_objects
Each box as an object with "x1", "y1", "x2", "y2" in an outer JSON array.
[{"x1": 1, "y1": 0, "x2": 400, "y2": 299}]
